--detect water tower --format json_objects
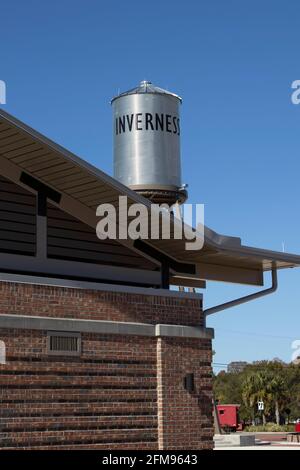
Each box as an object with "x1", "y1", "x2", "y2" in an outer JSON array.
[{"x1": 111, "y1": 80, "x2": 187, "y2": 204}]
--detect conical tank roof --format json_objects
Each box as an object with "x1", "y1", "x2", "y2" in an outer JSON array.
[{"x1": 111, "y1": 80, "x2": 182, "y2": 103}]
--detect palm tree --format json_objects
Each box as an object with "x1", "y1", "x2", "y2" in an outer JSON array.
[
  {"x1": 268, "y1": 375, "x2": 287, "y2": 425},
  {"x1": 242, "y1": 372, "x2": 272, "y2": 425},
  {"x1": 242, "y1": 370, "x2": 288, "y2": 426}
]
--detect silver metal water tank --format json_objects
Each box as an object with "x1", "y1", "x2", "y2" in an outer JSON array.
[{"x1": 111, "y1": 81, "x2": 187, "y2": 204}]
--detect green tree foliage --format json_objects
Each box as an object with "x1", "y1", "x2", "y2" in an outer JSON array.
[{"x1": 213, "y1": 361, "x2": 300, "y2": 424}]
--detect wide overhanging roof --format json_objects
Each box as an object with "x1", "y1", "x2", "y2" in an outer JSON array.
[{"x1": 1, "y1": 107, "x2": 300, "y2": 286}]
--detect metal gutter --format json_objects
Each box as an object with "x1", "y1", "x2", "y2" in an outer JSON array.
[{"x1": 204, "y1": 268, "x2": 278, "y2": 317}]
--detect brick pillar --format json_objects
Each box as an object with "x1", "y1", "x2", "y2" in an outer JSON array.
[{"x1": 157, "y1": 337, "x2": 214, "y2": 450}]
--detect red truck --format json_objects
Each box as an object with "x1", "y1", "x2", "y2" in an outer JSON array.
[{"x1": 216, "y1": 404, "x2": 243, "y2": 432}]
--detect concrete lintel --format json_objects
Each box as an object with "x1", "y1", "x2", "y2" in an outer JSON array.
[
  {"x1": 0, "y1": 314, "x2": 214, "y2": 339},
  {"x1": 156, "y1": 323, "x2": 214, "y2": 339},
  {"x1": 0, "y1": 314, "x2": 155, "y2": 337}
]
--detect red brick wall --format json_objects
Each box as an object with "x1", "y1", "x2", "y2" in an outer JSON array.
[
  {"x1": 0, "y1": 281, "x2": 213, "y2": 450},
  {"x1": 0, "y1": 282, "x2": 203, "y2": 326},
  {"x1": 0, "y1": 328, "x2": 158, "y2": 449},
  {"x1": 157, "y1": 338, "x2": 214, "y2": 450}
]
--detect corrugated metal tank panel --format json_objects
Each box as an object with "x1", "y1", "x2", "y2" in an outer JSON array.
[{"x1": 112, "y1": 81, "x2": 182, "y2": 192}]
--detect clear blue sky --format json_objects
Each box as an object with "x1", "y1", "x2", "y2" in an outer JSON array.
[{"x1": 1, "y1": 0, "x2": 300, "y2": 370}]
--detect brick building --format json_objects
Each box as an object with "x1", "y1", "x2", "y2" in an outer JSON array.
[{"x1": 0, "y1": 108, "x2": 299, "y2": 449}]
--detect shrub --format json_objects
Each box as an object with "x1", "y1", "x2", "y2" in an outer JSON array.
[{"x1": 244, "y1": 423, "x2": 295, "y2": 432}]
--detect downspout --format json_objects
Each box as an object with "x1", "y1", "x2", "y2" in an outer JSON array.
[{"x1": 204, "y1": 268, "x2": 278, "y2": 318}]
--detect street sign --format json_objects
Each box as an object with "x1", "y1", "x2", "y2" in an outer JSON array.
[{"x1": 257, "y1": 401, "x2": 264, "y2": 411}]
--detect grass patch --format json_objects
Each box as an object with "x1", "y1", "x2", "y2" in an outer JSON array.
[{"x1": 244, "y1": 423, "x2": 295, "y2": 432}]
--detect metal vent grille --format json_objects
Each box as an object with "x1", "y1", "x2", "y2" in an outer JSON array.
[{"x1": 47, "y1": 332, "x2": 81, "y2": 356}]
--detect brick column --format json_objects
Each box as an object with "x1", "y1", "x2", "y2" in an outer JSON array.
[{"x1": 157, "y1": 337, "x2": 214, "y2": 450}]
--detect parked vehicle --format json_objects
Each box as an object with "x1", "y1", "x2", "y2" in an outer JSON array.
[{"x1": 216, "y1": 404, "x2": 243, "y2": 432}]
